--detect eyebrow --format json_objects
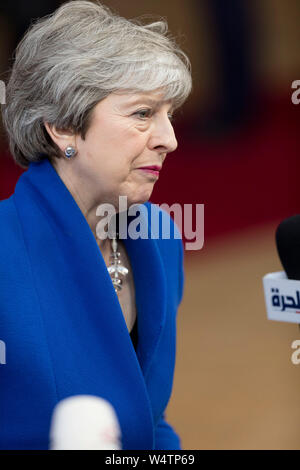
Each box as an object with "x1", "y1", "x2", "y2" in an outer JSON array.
[{"x1": 124, "y1": 97, "x2": 174, "y2": 110}]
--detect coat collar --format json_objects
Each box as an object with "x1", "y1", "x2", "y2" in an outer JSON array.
[{"x1": 13, "y1": 158, "x2": 167, "y2": 448}]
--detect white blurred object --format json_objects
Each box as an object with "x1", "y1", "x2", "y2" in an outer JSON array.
[
  {"x1": 263, "y1": 271, "x2": 300, "y2": 323},
  {"x1": 49, "y1": 395, "x2": 122, "y2": 450}
]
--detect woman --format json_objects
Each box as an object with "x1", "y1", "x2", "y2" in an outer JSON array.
[{"x1": 0, "y1": 0, "x2": 192, "y2": 450}]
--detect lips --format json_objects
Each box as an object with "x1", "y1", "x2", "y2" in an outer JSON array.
[{"x1": 139, "y1": 166, "x2": 161, "y2": 171}]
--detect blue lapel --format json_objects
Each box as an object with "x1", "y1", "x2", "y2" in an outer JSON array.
[
  {"x1": 123, "y1": 216, "x2": 167, "y2": 379},
  {"x1": 13, "y1": 158, "x2": 167, "y2": 449}
]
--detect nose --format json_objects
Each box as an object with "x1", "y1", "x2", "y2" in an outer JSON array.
[{"x1": 148, "y1": 113, "x2": 178, "y2": 155}]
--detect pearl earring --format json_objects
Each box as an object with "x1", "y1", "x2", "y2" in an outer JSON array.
[{"x1": 64, "y1": 146, "x2": 77, "y2": 159}]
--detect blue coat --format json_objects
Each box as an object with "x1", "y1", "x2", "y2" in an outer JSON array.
[{"x1": 0, "y1": 158, "x2": 184, "y2": 450}]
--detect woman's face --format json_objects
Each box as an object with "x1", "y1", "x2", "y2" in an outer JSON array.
[{"x1": 72, "y1": 90, "x2": 178, "y2": 209}]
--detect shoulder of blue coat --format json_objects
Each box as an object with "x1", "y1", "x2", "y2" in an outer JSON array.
[
  {"x1": 0, "y1": 195, "x2": 24, "y2": 258},
  {"x1": 0, "y1": 196, "x2": 18, "y2": 232}
]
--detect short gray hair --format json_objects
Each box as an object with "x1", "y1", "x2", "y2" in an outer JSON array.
[{"x1": 2, "y1": 0, "x2": 192, "y2": 168}]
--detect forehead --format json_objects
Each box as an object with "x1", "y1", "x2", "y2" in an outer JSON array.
[{"x1": 109, "y1": 90, "x2": 174, "y2": 109}]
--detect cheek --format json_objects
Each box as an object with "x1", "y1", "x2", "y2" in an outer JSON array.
[
  {"x1": 81, "y1": 122, "x2": 150, "y2": 173},
  {"x1": 122, "y1": 129, "x2": 150, "y2": 159},
  {"x1": 108, "y1": 136, "x2": 149, "y2": 171}
]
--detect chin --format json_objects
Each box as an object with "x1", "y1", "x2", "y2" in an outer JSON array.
[
  {"x1": 128, "y1": 197, "x2": 150, "y2": 208},
  {"x1": 126, "y1": 189, "x2": 153, "y2": 207},
  {"x1": 136, "y1": 192, "x2": 153, "y2": 205}
]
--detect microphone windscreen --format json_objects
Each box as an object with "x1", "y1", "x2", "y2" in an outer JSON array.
[
  {"x1": 49, "y1": 395, "x2": 122, "y2": 450},
  {"x1": 276, "y1": 215, "x2": 300, "y2": 280}
]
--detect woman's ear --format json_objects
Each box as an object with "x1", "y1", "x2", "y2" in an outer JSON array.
[{"x1": 44, "y1": 122, "x2": 76, "y2": 154}]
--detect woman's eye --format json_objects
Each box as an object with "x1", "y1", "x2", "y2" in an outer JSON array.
[
  {"x1": 133, "y1": 109, "x2": 175, "y2": 122},
  {"x1": 134, "y1": 109, "x2": 152, "y2": 119}
]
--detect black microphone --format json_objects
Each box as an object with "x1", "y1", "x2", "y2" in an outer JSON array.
[
  {"x1": 275, "y1": 215, "x2": 300, "y2": 330},
  {"x1": 276, "y1": 215, "x2": 300, "y2": 281}
]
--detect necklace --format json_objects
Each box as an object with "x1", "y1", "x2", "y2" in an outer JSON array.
[{"x1": 107, "y1": 235, "x2": 129, "y2": 295}]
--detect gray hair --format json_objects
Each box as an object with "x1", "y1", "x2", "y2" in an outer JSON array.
[{"x1": 2, "y1": 0, "x2": 192, "y2": 168}]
